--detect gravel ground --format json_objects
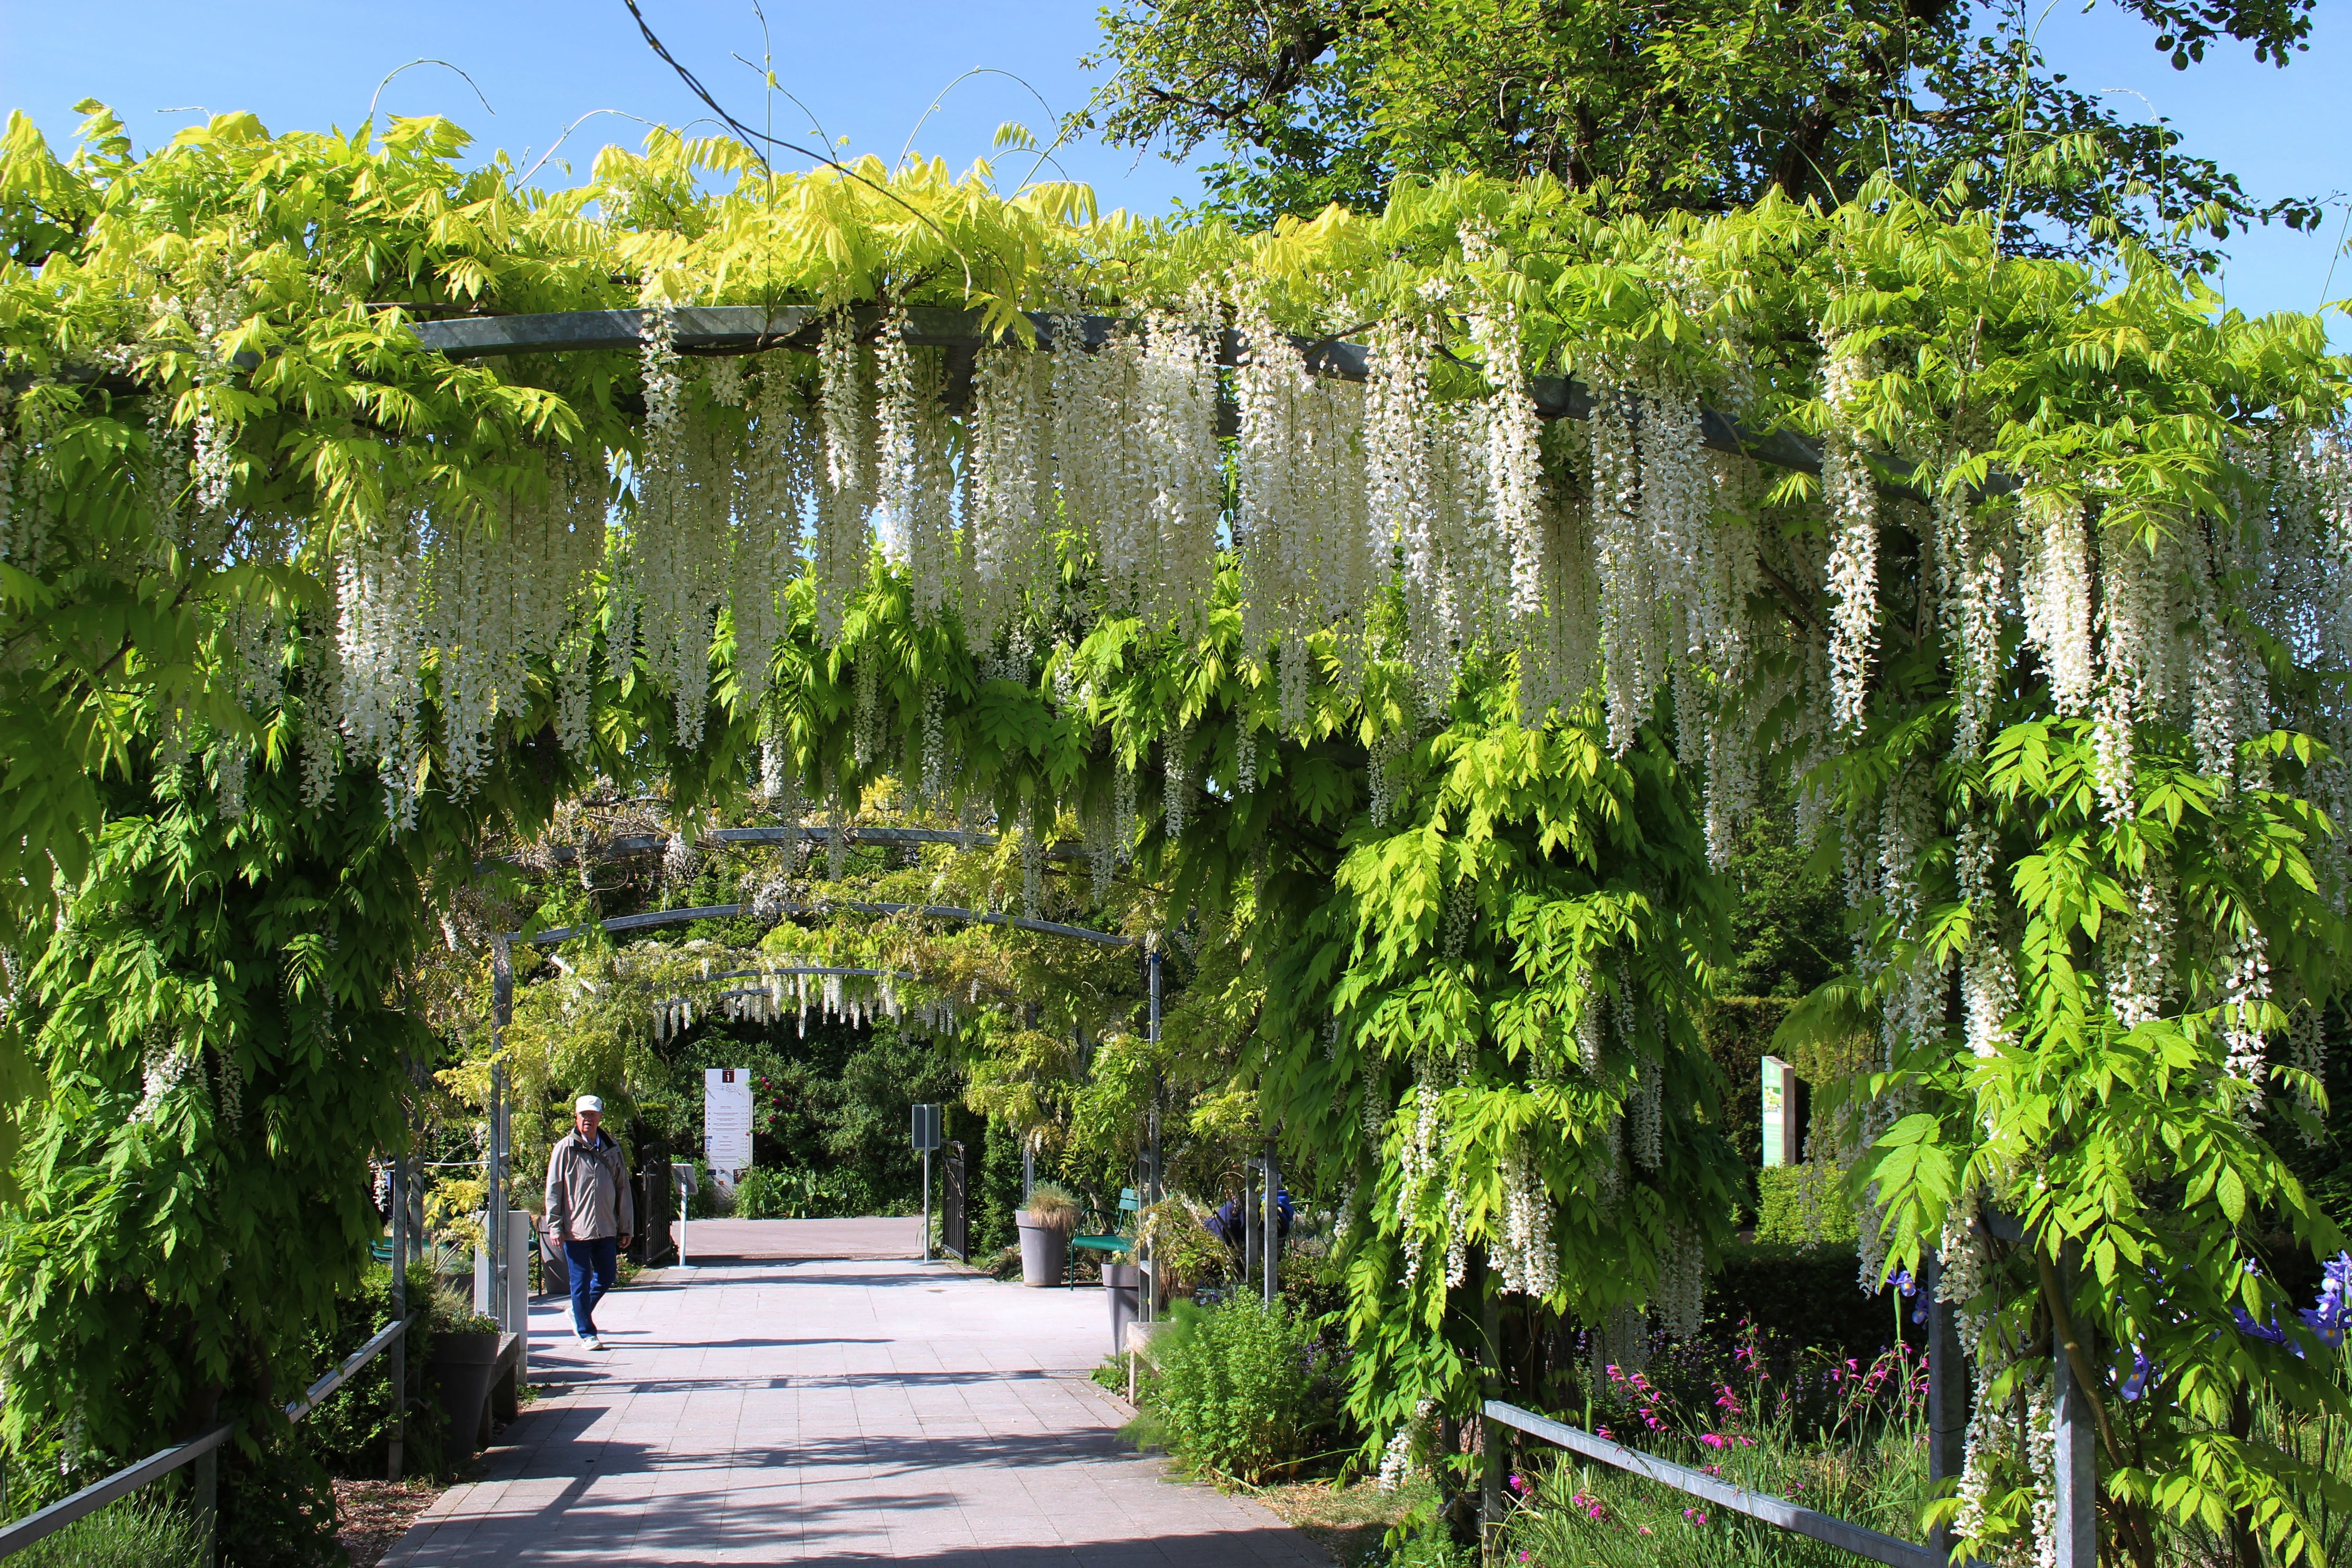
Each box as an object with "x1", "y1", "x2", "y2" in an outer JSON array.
[{"x1": 333, "y1": 1480, "x2": 444, "y2": 1568}]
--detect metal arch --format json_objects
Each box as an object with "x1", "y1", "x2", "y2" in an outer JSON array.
[
  {"x1": 537, "y1": 823, "x2": 1089, "y2": 867},
  {"x1": 513, "y1": 899, "x2": 1141, "y2": 949}
]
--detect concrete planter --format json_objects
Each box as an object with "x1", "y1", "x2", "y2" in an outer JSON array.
[
  {"x1": 1104, "y1": 1261, "x2": 1143, "y2": 1352},
  {"x1": 426, "y1": 1329, "x2": 503, "y2": 1461},
  {"x1": 1015, "y1": 1213, "x2": 1071, "y2": 1288}
]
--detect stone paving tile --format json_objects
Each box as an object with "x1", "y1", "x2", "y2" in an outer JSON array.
[{"x1": 380, "y1": 1229, "x2": 1324, "y2": 1567}]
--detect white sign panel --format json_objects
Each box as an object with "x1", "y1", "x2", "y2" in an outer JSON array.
[
  {"x1": 1761, "y1": 1055, "x2": 1797, "y2": 1168},
  {"x1": 704, "y1": 1067, "x2": 755, "y2": 1181}
]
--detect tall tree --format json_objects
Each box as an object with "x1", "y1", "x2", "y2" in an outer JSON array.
[{"x1": 1073, "y1": 0, "x2": 2323, "y2": 261}]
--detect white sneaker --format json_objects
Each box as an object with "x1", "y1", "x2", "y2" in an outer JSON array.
[{"x1": 585, "y1": 1334, "x2": 605, "y2": 1351}]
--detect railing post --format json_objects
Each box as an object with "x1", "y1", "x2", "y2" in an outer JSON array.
[{"x1": 191, "y1": 1446, "x2": 217, "y2": 1568}]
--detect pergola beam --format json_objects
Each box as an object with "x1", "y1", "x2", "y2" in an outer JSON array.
[{"x1": 403, "y1": 303, "x2": 1838, "y2": 477}]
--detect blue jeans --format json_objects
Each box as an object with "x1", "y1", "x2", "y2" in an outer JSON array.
[{"x1": 563, "y1": 1237, "x2": 619, "y2": 1337}]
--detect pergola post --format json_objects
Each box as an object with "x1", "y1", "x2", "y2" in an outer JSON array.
[
  {"x1": 388, "y1": 1156, "x2": 407, "y2": 1481},
  {"x1": 1261, "y1": 1138, "x2": 1279, "y2": 1304},
  {"x1": 1925, "y1": 1249, "x2": 1964, "y2": 1562},
  {"x1": 2052, "y1": 1245, "x2": 2098, "y2": 1568}
]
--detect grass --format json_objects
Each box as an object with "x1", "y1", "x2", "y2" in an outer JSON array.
[
  {"x1": 1253, "y1": 1475, "x2": 1438, "y2": 1567},
  {"x1": 6, "y1": 1497, "x2": 210, "y2": 1568}
]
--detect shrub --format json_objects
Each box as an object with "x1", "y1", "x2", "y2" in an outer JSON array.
[
  {"x1": 732, "y1": 1165, "x2": 848, "y2": 1218},
  {"x1": 300, "y1": 1262, "x2": 459, "y2": 1482},
  {"x1": 1752, "y1": 1165, "x2": 1856, "y2": 1246},
  {"x1": 1135, "y1": 1195, "x2": 1225, "y2": 1291},
  {"x1": 1704, "y1": 1242, "x2": 1915, "y2": 1365},
  {"x1": 9, "y1": 1497, "x2": 213, "y2": 1568},
  {"x1": 1149, "y1": 1296, "x2": 1343, "y2": 1483}
]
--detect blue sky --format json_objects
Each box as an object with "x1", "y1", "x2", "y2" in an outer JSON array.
[{"x1": 0, "y1": 0, "x2": 2344, "y2": 321}]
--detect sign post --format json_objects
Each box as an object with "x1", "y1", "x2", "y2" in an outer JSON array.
[
  {"x1": 671, "y1": 1161, "x2": 696, "y2": 1270},
  {"x1": 912, "y1": 1104, "x2": 942, "y2": 1262}
]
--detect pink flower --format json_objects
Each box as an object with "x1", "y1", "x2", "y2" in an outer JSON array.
[
  {"x1": 1699, "y1": 1433, "x2": 1727, "y2": 1449},
  {"x1": 1683, "y1": 1508, "x2": 1709, "y2": 1527},
  {"x1": 1510, "y1": 1473, "x2": 1527, "y2": 1494},
  {"x1": 1639, "y1": 1528, "x2": 1653, "y2": 1536}
]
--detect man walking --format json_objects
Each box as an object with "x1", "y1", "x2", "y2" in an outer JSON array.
[{"x1": 545, "y1": 1095, "x2": 634, "y2": 1350}]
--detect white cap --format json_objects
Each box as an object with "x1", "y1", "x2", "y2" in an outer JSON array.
[{"x1": 575, "y1": 1094, "x2": 605, "y2": 1114}]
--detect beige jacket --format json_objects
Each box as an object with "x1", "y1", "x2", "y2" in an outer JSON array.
[{"x1": 545, "y1": 1130, "x2": 634, "y2": 1242}]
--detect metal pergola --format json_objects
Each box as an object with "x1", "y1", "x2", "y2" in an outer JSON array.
[{"x1": 404, "y1": 296, "x2": 2040, "y2": 1567}]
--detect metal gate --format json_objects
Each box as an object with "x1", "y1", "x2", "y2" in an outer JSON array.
[{"x1": 941, "y1": 1139, "x2": 969, "y2": 1260}]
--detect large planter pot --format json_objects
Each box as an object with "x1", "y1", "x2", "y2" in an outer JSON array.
[
  {"x1": 1016, "y1": 1214, "x2": 1071, "y2": 1288},
  {"x1": 1104, "y1": 1261, "x2": 1143, "y2": 1353},
  {"x1": 426, "y1": 1329, "x2": 502, "y2": 1461}
]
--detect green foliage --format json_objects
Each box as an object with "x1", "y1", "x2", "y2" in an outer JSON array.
[
  {"x1": 1148, "y1": 1296, "x2": 1347, "y2": 1483},
  {"x1": 5, "y1": 1497, "x2": 211, "y2": 1568},
  {"x1": 3, "y1": 96, "x2": 2351, "y2": 1568},
  {"x1": 1074, "y1": 0, "x2": 2322, "y2": 262},
  {"x1": 297, "y1": 1261, "x2": 458, "y2": 1482},
  {"x1": 1752, "y1": 1167, "x2": 1858, "y2": 1247},
  {"x1": 0, "y1": 739, "x2": 576, "y2": 1516},
  {"x1": 731, "y1": 1164, "x2": 849, "y2": 1219}
]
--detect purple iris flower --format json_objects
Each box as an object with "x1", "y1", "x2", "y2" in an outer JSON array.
[
  {"x1": 2117, "y1": 1348, "x2": 2153, "y2": 1401},
  {"x1": 2300, "y1": 1252, "x2": 2352, "y2": 1349},
  {"x1": 2234, "y1": 1306, "x2": 2295, "y2": 1348}
]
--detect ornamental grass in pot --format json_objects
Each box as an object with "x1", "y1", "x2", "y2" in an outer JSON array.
[{"x1": 1015, "y1": 1182, "x2": 1081, "y2": 1288}]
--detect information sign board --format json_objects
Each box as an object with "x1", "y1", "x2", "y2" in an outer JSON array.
[{"x1": 705, "y1": 1067, "x2": 754, "y2": 1181}]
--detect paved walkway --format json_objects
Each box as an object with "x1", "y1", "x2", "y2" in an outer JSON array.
[
  {"x1": 674, "y1": 1218, "x2": 925, "y2": 1262},
  {"x1": 381, "y1": 1237, "x2": 1324, "y2": 1566}
]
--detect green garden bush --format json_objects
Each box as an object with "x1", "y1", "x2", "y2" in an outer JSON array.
[
  {"x1": 300, "y1": 1260, "x2": 460, "y2": 1482},
  {"x1": 1752, "y1": 1165, "x2": 1856, "y2": 1246},
  {"x1": 1148, "y1": 1296, "x2": 1345, "y2": 1483}
]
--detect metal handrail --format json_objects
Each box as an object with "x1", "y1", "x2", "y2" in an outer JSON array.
[
  {"x1": 284, "y1": 1317, "x2": 411, "y2": 1422},
  {"x1": 0, "y1": 1424, "x2": 233, "y2": 1559},
  {"x1": 0, "y1": 1315, "x2": 416, "y2": 1559},
  {"x1": 1483, "y1": 1400, "x2": 1970, "y2": 1568}
]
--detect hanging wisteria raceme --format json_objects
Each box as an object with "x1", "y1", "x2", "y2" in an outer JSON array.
[
  {"x1": 733, "y1": 362, "x2": 811, "y2": 716},
  {"x1": 1135, "y1": 302, "x2": 1225, "y2": 637},
  {"x1": 813, "y1": 308, "x2": 875, "y2": 644},
  {"x1": 1820, "y1": 336, "x2": 1879, "y2": 735},
  {"x1": 336, "y1": 503, "x2": 427, "y2": 828},
  {"x1": 1933, "y1": 487, "x2": 2007, "y2": 764},
  {"x1": 1586, "y1": 374, "x2": 1660, "y2": 753},
  {"x1": 965, "y1": 340, "x2": 1054, "y2": 641},
  {"x1": 2018, "y1": 488, "x2": 2095, "y2": 719},
  {"x1": 1495, "y1": 1143, "x2": 1558, "y2": 1297},
  {"x1": 1366, "y1": 316, "x2": 1446, "y2": 701},
  {"x1": 411, "y1": 451, "x2": 606, "y2": 795},
  {"x1": 1233, "y1": 302, "x2": 1376, "y2": 689}
]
